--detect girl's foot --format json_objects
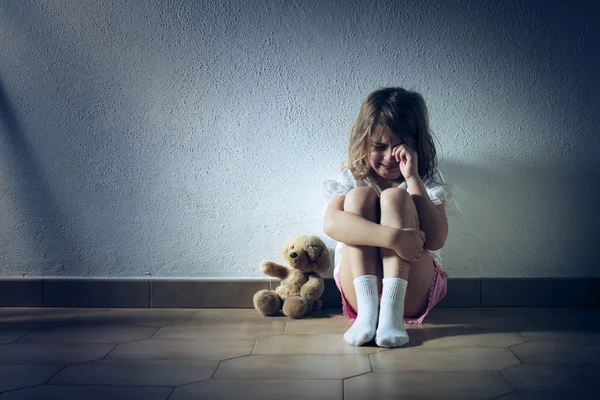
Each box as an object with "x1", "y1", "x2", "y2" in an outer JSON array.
[
  {"x1": 375, "y1": 325, "x2": 409, "y2": 348},
  {"x1": 343, "y1": 275, "x2": 379, "y2": 346},
  {"x1": 375, "y1": 277, "x2": 410, "y2": 348}
]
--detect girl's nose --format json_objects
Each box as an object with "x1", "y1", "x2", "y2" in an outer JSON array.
[{"x1": 384, "y1": 148, "x2": 394, "y2": 162}]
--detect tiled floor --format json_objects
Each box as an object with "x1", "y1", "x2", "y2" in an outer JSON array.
[{"x1": 0, "y1": 306, "x2": 598, "y2": 399}]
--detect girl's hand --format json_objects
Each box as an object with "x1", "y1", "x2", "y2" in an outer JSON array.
[
  {"x1": 392, "y1": 228, "x2": 426, "y2": 263},
  {"x1": 392, "y1": 144, "x2": 418, "y2": 180}
]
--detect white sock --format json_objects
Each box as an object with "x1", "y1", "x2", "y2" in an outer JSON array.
[
  {"x1": 343, "y1": 275, "x2": 379, "y2": 346},
  {"x1": 375, "y1": 277, "x2": 410, "y2": 348}
]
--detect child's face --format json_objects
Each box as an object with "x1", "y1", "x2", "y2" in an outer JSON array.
[{"x1": 368, "y1": 125, "x2": 403, "y2": 181}]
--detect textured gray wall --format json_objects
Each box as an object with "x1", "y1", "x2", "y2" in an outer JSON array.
[{"x1": 0, "y1": 0, "x2": 598, "y2": 278}]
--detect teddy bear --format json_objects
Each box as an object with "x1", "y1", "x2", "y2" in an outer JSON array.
[{"x1": 253, "y1": 234, "x2": 331, "y2": 319}]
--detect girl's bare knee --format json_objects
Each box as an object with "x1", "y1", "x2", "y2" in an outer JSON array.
[
  {"x1": 380, "y1": 187, "x2": 411, "y2": 208},
  {"x1": 380, "y1": 187, "x2": 418, "y2": 228},
  {"x1": 344, "y1": 187, "x2": 378, "y2": 215}
]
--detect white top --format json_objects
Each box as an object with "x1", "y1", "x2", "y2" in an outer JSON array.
[{"x1": 323, "y1": 168, "x2": 460, "y2": 269}]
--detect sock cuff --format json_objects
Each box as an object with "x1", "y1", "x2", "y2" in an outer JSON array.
[
  {"x1": 353, "y1": 275, "x2": 378, "y2": 284},
  {"x1": 353, "y1": 275, "x2": 378, "y2": 299},
  {"x1": 381, "y1": 277, "x2": 407, "y2": 301},
  {"x1": 382, "y1": 277, "x2": 408, "y2": 288}
]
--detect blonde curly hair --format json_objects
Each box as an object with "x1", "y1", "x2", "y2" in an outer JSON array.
[{"x1": 342, "y1": 87, "x2": 438, "y2": 181}]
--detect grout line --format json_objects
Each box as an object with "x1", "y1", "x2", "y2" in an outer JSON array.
[
  {"x1": 11, "y1": 330, "x2": 32, "y2": 343},
  {"x1": 167, "y1": 386, "x2": 177, "y2": 400},
  {"x1": 166, "y1": 386, "x2": 177, "y2": 400},
  {"x1": 506, "y1": 346, "x2": 524, "y2": 366},
  {"x1": 43, "y1": 364, "x2": 69, "y2": 385},
  {"x1": 100, "y1": 344, "x2": 119, "y2": 360},
  {"x1": 498, "y1": 368, "x2": 517, "y2": 392},
  {"x1": 489, "y1": 390, "x2": 515, "y2": 400},
  {"x1": 210, "y1": 360, "x2": 222, "y2": 379}
]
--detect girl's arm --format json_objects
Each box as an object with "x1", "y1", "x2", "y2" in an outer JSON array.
[
  {"x1": 406, "y1": 177, "x2": 448, "y2": 250},
  {"x1": 323, "y1": 197, "x2": 401, "y2": 249},
  {"x1": 323, "y1": 196, "x2": 422, "y2": 253}
]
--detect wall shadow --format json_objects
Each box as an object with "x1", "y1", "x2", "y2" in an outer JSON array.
[
  {"x1": 0, "y1": 77, "x2": 78, "y2": 274},
  {"x1": 439, "y1": 158, "x2": 600, "y2": 277}
]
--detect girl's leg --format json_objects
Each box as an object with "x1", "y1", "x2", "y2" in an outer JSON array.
[
  {"x1": 377, "y1": 188, "x2": 435, "y2": 347},
  {"x1": 338, "y1": 187, "x2": 382, "y2": 346}
]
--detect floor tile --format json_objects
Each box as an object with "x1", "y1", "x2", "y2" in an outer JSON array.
[
  {"x1": 253, "y1": 333, "x2": 384, "y2": 355},
  {"x1": 502, "y1": 364, "x2": 600, "y2": 391},
  {"x1": 213, "y1": 355, "x2": 371, "y2": 379},
  {"x1": 0, "y1": 385, "x2": 173, "y2": 400},
  {"x1": 284, "y1": 314, "x2": 351, "y2": 334},
  {"x1": 0, "y1": 343, "x2": 115, "y2": 364},
  {"x1": 0, "y1": 365, "x2": 63, "y2": 392},
  {"x1": 0, "y1": 308, "x2": 105, "y2": 329},
  {"x1": 495, "y1": 392, "x2": 596, "y2": 400},
  {"x1": 509, "y1": 341, "x2": 600, "y2": 364},
  {"x1": 407, "y1": 327, "x2": 526, "y2": 348},
  {"x1": 344, "y1": 371, "x2": 513, "y2": 400},
  {"x1": 191, "y1": 308, "x2": 277, "y2": 323},
  {"x1": 49, "y1": 360, "x2": 218, "y2": 386},
  {"x1": 73, "y1": 308, "x2": 197, "y2": 326},
  {"x1": 153, "y1": 320, "x2": 286, "y2": 340},
  {"x1": 1, "y1": 305, "x2": 597, "y2": 400},
  {"x1": 414, "y1": 307, "x2": 533, "y2": 330},
  {"x1": 0, "y1": 330, "x2": 29, "y2": 344},
  {"x1": 170, "y1": 379, "x2": 342, "y2": 400},
  {"x1": 370, "y1": 347, "x2": 521, "y2": 371},
  {"x1": 0, "y1": 307, "x2": 107, "y2": 318},
  {"x1": 17, "y1": 324, "x2": 159, "y2": 344},
  {"x1": 106, "y1": 338, "x2": 255, "y2": 361},
  {"x1": 518, "y1": 330, "x2": 600, "y2": 344}
]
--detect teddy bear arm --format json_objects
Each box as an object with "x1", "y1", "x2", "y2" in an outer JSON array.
[
  {"x1": 300, "y1": 273, "x2": 325, "y2": 300},
  {"x1": 260, "y1": 261, "x2": 289, "y2": 280}
]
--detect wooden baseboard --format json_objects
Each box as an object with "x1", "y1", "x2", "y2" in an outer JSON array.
[{"x1": 0, "y1": 277, "x2": 598, "y2": 308}]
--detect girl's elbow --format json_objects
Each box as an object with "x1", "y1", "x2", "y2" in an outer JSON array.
[
  {"x1": 323, "y1": 215, "x2": 335, "y2": 238},
  {"x1": 426, "y1": 237, "x2": 446, "y2": 251},
  {"x1": 426, "y1": 241, "x2": 444, "y2": 251},
  {"x1": 425, "y1": 228, "x2": 448, "y2": 251}
]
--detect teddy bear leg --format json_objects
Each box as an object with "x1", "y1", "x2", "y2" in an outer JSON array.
[
  {"x1": 312, "y1": 298, "x2": 323, "y2": 312},
  {"x1": 282, "y1": 296, "x2": 309, "y2": 319},
  {"x1": 253, "y1": 290, "x2": 282, "y2": 316}
]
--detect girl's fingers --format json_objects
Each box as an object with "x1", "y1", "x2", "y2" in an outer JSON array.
[{"x1": 393, "y1": 147, "x2": 402, "y2": 162}]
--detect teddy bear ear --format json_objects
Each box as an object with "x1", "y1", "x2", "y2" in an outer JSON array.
[{"x1": 307, "y1": 243, "x2": 331, "y2": 273}]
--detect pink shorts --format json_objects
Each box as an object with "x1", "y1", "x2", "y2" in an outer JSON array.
[{"x1": 333, "y1": 257, "x2": 448, "y2": 324}]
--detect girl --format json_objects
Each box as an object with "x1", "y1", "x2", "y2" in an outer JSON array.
[{"x1": 323, "y1": 87, "x2": 458, "y2": 348}]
